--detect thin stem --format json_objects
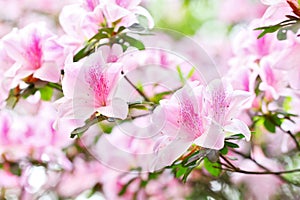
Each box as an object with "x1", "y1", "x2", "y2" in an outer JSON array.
[
  {"x1": 231, "y1": 150, "x2": 267, "y2": 171},
  {"x1": 218, "y1": 167, "x2": 300, "y2": 175},
  {"x1": 218, "y1": 161, "x2": 234, "y2": 170},
  {"x1": 130, "y1": 113, "x2": 152, "y2": 120},
  {"x1": 231, "y1": 149, "x2": 287, "y2": 182},
  {"x1": 267, "y1": 113, "x2": 300, "y2": 151},
  {"x1": 121, "y1": 71, "x2": 150, "y2": 102},
  {"x1": 220, "y1": 154, "x2": 238, "y2": 170},
  {"x1": 70, "y1": 115, "x2": 107, "y2": 138},
  {"x1": 281, "y1": 128, "x2": 300, "y2": 151},
  {"x1": 287, "y1": 130, "x2": 300, "y2": 150}
]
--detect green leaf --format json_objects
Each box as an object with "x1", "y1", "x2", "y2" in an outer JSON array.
[
  {"x1": 88, "y1": 31, "x2": 107, "y2": 42},
  {"x1": 182, "y1": 167, "x2": 194, "y2": 182},
  {"x1": 73, "y1": 41, "x2": 97, "y2": 62},
  {"x1": 150, "y1": 89, "x2": 176, "y2": 104},
  {"x1": 263, "y1": 118, "x2": 276, "y2": 133},
  {"x1": 10, "y1": 163, "x2": 22, "y2": 176},
  {"x1": 21, "y1": 84, "x2": 37, "y2": 98},
  {"x1": 117, "y1": 26, "x2": 126, "y2": 34},
  {"x1": 175, "y1": 166, "x2": 188, "y2": 178},
  {"x1": 99, "y1": 122, "x2": 114, "y2": 134},
  {"x1": 73, "y1": 28, "x2": 113, "y2": 62},
  {"x1": 129, "y1": 104, "x2": 148, "y2": 110},
  {"x1": 270, "y1": 115, "x2": 283, "y2": 126},
  {"x1": 136, "y1": 81, "x2": 144, "y2": 92},
  {"x1": 118, "y1": 178, "x2": 137, "y2": 196},
  {"x1": 70, "y1": 115, "x2": 107, "y2": 138},
  {"x1": 39, "y1": 86, "x2": 53, "y2": 101},
  {"x1": 87, "y1": 183, "x2": 102, "y2": 198},
  {"x1": 225, "y1": 133, "x2": 245, "y2": 140},
  {"x1": 224, "y1": 141, "x2": 239, "y2": 149},
  {"x1": 203, "y1": 157, "x2": 221, "y2": 177},
  {"x1": 117, "y1": 34, "x2": 145, "y2": 52},
  {"x1": 148, "y1": 171, "x2": 161, "y2": 180},
  {"x1": 255, "y1": 24, "x2": 282, "y2": 39},
  {"x1": 220, "y1": 146, "x2": 228, "y2": 155},
  {"x1": 253, "y1": 115, "x2": 264, "y2": 125}
]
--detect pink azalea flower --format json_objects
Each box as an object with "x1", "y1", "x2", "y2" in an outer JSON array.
[
  {"x1": 152, "y1": 80, "x2": 252, "y2": 171},
  {"x1": 194, "y1": 79, "x2": 252, "y2": 149},
  {"x1": 259, "y1": 58, "x2": 288, "y2": 100},
  {"x1": 0, "y1": 170, "x2": 20, "y2": 188},
  {"x1": 273, "y1": 35, "x2": 300, "y2": 89},
  {"x1": 260, "y1": 1, "x2": 293, "y2": 25},
  {"x1": 2, "y1": 23, "x2": 65, "y2": 86},
  {"x1": 218, "y1": 0, "x2": 266, "y2": 24},
  {"x1": 0, "y1": 102, "x2": 73, "y2": 170},
  {"x1": 89, "y1": 118, "x2": 156, "y2": 171},
  {"x1": 0, "y1": 42, "x2": 14, "y2": 106},
  {"x1": 58, "y1": 49, "x2": 128, "y2": 121},
  {"x1": 151, "y1": 81, "x2": 205, "y2": 170}
]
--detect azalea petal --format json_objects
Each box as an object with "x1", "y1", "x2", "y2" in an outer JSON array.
[
  {"x1": 225, "y1": 90, "x2": 252, "y2": 121},
  {"x1": 131, "y1": 6, "x2": 155, "y2": 28},
  {"x1": 150, "y1": 137, "x2": 192, "y2": 172},
  {"x1": 102, "y1": 3, "x2": 131, "y2": 25},
  {"x1": 62, "y1": 55, "x2": 83, "y2": 98},
  {"x1": 97, "y1": 98, "x2": 128, "y2": 120},
  {"x1": 194, "y1": 123, "x2": 225, "y2": 150},
  {"x1": 34, "y1": 61, "x2": 61, "y2": 83},
  {"x1": 154, "y1": 100, "x2": 180, "y2": 131},
  {"x1": 224, "y1": 118, "x2": 251, "y2": 141},
  {"x1": 287, "y1": 69, "x2": 300, "y2": 90}
]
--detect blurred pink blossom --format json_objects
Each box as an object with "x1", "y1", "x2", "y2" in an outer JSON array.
[
  {"x1": 2, "y1": 22, "x2": 65, "y2": 87},
  {"x1": 59, "y1": 0, "x2": 154, "y2": 51}
]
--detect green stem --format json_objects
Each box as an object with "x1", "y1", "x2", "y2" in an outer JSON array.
[
  {"x1": 121, "y1": 71, "x2": 150, "y2": 102},
  {"x1": 70, "y1": 115, "x2": 107, "y2": 138}
]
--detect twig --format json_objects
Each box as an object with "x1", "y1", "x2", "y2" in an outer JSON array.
[
  {"x1": 280, "y1": 127, "x2": 300, "y2": 151},
  {"x1": 231, "y1": 149, "x2": 269, "y2": 172},
  {"x1": 218, "y1": 167, "x2": 300, "y2": 175},
  {"x1": 70, "y1": 115, "x2": 107, "y2": 138},
  {"x1": 230, "y1": 149, "x2": 290, "y2": 183},
  {"x1": 220, "y1": 154, "x2": 238, "y2": 170},
  {"x1": 121, "y1": 71, "x2": 150, "y2": 102}
]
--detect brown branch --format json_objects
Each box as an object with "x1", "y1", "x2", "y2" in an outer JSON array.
[
  {"x1": 218, "y1": 167, "x2": 300, "y2": 175},
  {"x1": 229, "y1": 149, "x2": 291, "y2": 183},
  {"x1": 220, "y1": 154, "x2": 238, "y2": 170},
  {"x1": 279, "y1": 127, "x2": 300, "y2": 151}
]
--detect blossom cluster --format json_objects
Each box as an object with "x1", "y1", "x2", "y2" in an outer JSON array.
[{"x1": 0, "y1": 0, "x2": 300, "y2": 199}]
